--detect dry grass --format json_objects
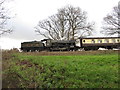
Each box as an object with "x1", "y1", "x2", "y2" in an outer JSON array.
[{"x1": 21, "y1": 50, "x2": 119, "y2": 56}]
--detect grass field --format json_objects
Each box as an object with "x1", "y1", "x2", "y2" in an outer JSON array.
[{"x1": 2, "y1": 50, "x2": 119, "y2": 88}]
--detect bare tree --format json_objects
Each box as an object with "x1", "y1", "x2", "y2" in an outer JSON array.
[
  {"x1": 101, "y1": 2, "x2": 120, "y2": 35},
  {"x1": 35, "y1": 5, "x2": 94, "y2": 40},
  {"x1": 59, "y1": 5, "x2": 94, "y2": 40},
  {"x1": 0, "y1": 0, "x2": 12, "y2": 36}
]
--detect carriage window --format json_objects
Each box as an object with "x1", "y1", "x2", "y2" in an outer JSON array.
[
  {"x1": 112, "y1": 39, "x2": 116, "y2": 43},
  {"x1": 104, "y1": 39, "x2": 109, "y2": 43},
  {"x1": 83, "y1": 40, "x2": 85, "y2": 42},
  {"x1": 91, "y1": 39, "x2": 95, "y2": 43},
  {"x1": 98, "y1": 40, "x2": 102, "y2": 43},
  {"x1": 117, "y1": 39, "x2": 119, "y2": 43}
]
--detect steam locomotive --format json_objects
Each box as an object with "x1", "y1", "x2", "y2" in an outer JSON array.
[
  {"x1": 21, "y1": 37, "x2": 120, "y2": 51},
  {"x1": 21, "y1": 39, "x2": 78, "y2": 52}
]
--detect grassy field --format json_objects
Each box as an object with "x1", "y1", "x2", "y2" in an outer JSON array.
[{"x1": 2, "y1": 50, "x2": 119, "y2": 88}]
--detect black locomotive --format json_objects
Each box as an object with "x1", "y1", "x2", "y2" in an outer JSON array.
[
  {"x1": 21, "y1": 39, "x2": 79, "y2": 52},
  {"x1": 21, "y1": 37, "x2": 120, "y2": 52}
]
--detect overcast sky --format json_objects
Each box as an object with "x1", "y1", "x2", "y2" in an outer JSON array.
[{"x1": 0, "y1": 0, "x2": 119, "y2": 49}]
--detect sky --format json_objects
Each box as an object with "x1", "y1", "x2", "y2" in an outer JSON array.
[{"x1": 0, "y1": 0, "x2": 119, "y2": 49}]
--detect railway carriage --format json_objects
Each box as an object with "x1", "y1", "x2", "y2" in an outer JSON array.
[{"x1": 79, "y1": 37, "x2": 120, "y2": 50}]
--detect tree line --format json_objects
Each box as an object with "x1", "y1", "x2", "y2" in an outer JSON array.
[{"x1": 0, "y1": 0, "x2": 120, "y2": 39}]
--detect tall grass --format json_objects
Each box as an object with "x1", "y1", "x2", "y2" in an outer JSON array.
[{"x1": 2, "y1": 51, "x2": 119, "y2": 88}]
